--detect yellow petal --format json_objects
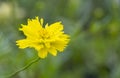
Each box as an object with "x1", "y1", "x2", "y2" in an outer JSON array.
[
  {"x1": 19, "y1": 25, "x2": 39, "y2": 39},
  {"x1": 16, "y1": 39, "x2": 30, "y2": 49},
  {"x1": 19, "y1": 17, "x2": 44, "y2": 39},
  {"x1": 40, "y1": 18, "x2": 44, "y2": 26},
  {"x1": 16, "y1": 39, "x2": 44, "y2": 50},
  {"x1": 45, "y1": 43, "x2": 50, "y2": 48},
  {"x1": 34, "y1": 45, "x2": 44, "y2": 51},
  {"x1": 45, "y1": 23, "x2": 48, "y2": 28},
  {"x1": 49, "y1": 48, "x2": 57, "y2": 56},
  {"x1": 28, "y1": 17, "x2": 42, "y2": 28},
  {"x1": 46, "y1": 22, "x2": 63, "y2": 32},
  {"x1": 38, "y1": 49, "x2": 48, "y2": 58},
  {"x1": 51, "y1": 39, "x2": 69, "y2": 52}
]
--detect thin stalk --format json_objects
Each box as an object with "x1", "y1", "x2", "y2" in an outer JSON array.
[{"x1": 6, "y1": 57, "x2": 40, "y2": 78}]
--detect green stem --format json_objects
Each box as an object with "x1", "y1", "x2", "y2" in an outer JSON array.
[{"x1": 6, "y1": 57, "x2": 40, "y2": 78}]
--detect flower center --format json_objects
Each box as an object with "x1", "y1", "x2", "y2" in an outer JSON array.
[{"x1": 39, "y1": 29, "x2": 50, "y2": 40}]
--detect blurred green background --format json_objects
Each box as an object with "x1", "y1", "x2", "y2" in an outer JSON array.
[{"x1": 0, "y1": 0, "x2": 120, "y2": 78}]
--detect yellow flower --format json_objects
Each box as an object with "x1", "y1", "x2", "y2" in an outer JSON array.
[{"x1": 16, "y1": 17, "x2": 70, "y2": 58}]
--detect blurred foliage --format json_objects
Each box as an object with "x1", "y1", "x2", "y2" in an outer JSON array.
[{"x1": 0, "y1": 0, "x2": 120, "y2": 78}]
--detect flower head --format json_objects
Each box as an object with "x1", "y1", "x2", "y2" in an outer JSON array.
[{"x1": 16, "y1": 17, "x2": 70, "y2": 58}]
